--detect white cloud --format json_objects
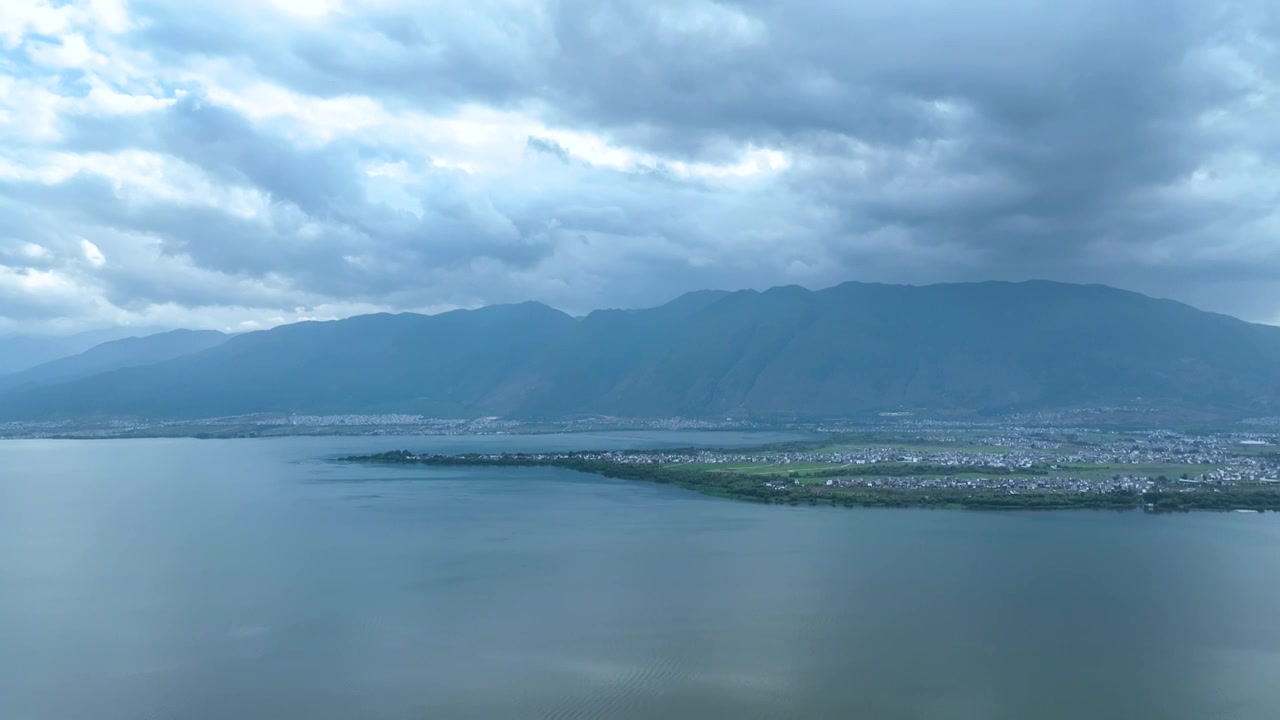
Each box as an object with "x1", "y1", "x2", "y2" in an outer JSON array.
[
  {"x1": 0, "y1": 265, "x2": 100, "y2": 324},
  {"x1": 80, "y1": 239, "x2": 106, "y2": 267},
  {"x1": 0, "y1": 76, "x2": 67, "y2": 142},
  {"x1": 0, "y1": 2, "x2": 75, "y2": 49},
  {"x1": 0, "y1": 242, "x2": 53, "y2": 264},
  {"x1": 78, "y1": 82, "x2": 175, "y2": 115},
  {"x1": 269, "y1": 0, "x2": 346, "y2": 19},
  {"x1": 25, "y1": 32, "x2": 102, "y2": 69}
]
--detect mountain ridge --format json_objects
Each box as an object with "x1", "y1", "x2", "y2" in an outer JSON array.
[
  {"x1": 0, "y1": 329, "x2": 229, "y2": 393},
  {"x1": 1, "y1": 280, "x2": 1277, "y2": 420}
]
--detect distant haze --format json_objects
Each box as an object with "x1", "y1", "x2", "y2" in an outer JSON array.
[
  {"x1": 0, "y1": 327, "x2": 166, "y2": 374},
  {"x1": 2, "y1": 1, "x2": 1279, "y2": 335},
  {"x1": 0, "y1": 329, "x2": 228, "y2": 391}
]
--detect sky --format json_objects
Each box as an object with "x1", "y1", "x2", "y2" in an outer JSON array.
[{"x1": 1, "y1": 0, "x2": 1278, "y2": 335}]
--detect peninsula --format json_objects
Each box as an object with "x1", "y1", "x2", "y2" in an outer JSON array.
[{"x1": 344, "y1": 426, "x2": 1280, "y2": 512}]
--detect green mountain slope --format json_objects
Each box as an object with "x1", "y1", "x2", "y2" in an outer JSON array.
[
  {"x1": 0, "y1": 302, "x2": 573, "y2": 419},
  {"x1": 2, "y1": 281, "x2": 1277, "y2": 420},
  {"x1": 585, "y1": 281, "x2": 1280, "y2": 416}
]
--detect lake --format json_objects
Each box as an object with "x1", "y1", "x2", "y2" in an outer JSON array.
[{"x1": 2, "y1": 432, "x2": 1280, "y2": 719}]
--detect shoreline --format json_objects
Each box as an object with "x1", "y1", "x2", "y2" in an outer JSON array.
[{"x1": 343, "y1": 451, "x2": 1280, "y2": 513}]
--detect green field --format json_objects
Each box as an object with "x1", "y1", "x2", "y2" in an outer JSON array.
[
  {"x1": 349, "y1": 451, "x2": 1272, "y2": 512},
  {"x1": 1056, "y1": 463, "x2": 1218, "y2": 481},
  {"x1": 690, "y1": 461, "x2": 843, "y2": 475},
  {"x1": 811, "y1": 441, "x2": 1010, "y2": 454},
  {"x1": 680, "y1": 459, "x2": 1220, "y2": 483}
]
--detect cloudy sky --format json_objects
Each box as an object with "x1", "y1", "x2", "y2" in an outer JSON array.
[{"x1": 1, "y1": 0, "x2": 1277, "y2": 334}]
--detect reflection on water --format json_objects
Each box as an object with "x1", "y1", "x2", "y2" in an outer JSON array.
[{"x1": 2, "y1": 433, "x2": 1280, "y2": 719}]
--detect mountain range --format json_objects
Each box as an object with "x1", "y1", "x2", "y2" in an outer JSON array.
[
  {"x1": 2, "y1": 280, "x2": 1278, "y2": 421},
  {"x1": 0, "y1": 326, "x2": 169, "y2": 375},
  {"x1": 0, "y1": 330, "x2": 229, "y2": 393}
]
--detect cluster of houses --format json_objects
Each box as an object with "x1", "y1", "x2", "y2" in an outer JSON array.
[{"x1": 548, "y1": 427, "x2": 1280, "y2": 490}]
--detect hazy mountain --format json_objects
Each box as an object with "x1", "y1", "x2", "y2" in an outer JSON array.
[
  {"x1": 0, "y1": 330, "x2": 229, "y2": 392},
  {"x1": 0, "y1": 302, "x2": 575, "y2": 419},
  {"x1": 3, "y1": 281, "x2": 1278, "y2": 420},
  {"x1": 0, "y1": 327, "x2": 163, "y2": 375}
]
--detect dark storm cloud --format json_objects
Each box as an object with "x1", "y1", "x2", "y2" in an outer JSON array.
[
  {"x1": 53, "y1": 97, "x2": 560, "y2": 280},
  {"x1": 121, "y1": 0, "x2": 1275, "y2": 267},
  {"x1": 527, "y1": 0, "x2": 1242, "y2": 272},
  {"x1": 129, "y1": 0, "x2": 554, "y2": 110},
  {"x1": 3, "y1": 0, "x2": 1279, "y2": 332},
  {"x1": 155, "y1": 99, "x2": 362, "y2": 218},
  {"x1": 526, "y1": 135, "x2": 571, "y2": 163}
]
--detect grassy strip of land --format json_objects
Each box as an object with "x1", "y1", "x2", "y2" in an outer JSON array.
[
  {"x1": 687, "y1": 461, "x2": 1219, "y2": 485},
  {"x1": 345, "y1": 451, "x2": 1280, "y2": 512},
  {"x1": 751, "y1": 432, "x2": 1010, "y2": 454}
]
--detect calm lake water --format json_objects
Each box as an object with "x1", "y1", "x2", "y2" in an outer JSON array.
[{"x1": 3, "y1": 432, "x2": 1280, "y2": 719}]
